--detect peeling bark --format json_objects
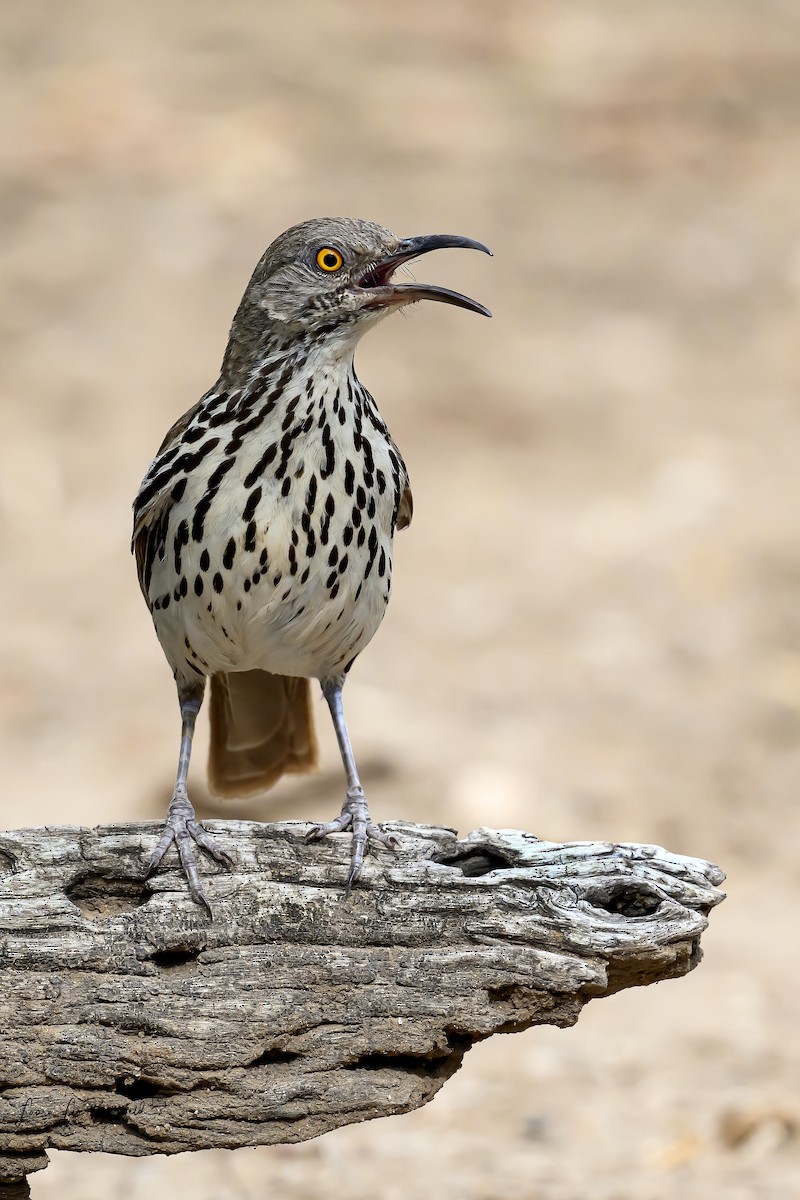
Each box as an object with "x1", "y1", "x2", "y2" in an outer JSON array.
[{"x1": 0, "y1": 820, "x2": 725, "y2": 1183}]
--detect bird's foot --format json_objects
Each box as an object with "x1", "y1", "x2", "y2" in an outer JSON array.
[
  {"x1": 306, "y1": 786, "x2": 398, "y2": 889},
  {"x1": 145, "y1": 792, "x2": 234, "y2": 916}
]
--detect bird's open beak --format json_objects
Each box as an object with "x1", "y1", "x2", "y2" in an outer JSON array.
[{"x1": 357, "y1": 234, "x2": 492, "y2": 317}]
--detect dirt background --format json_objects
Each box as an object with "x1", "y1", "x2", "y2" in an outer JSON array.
[{"x1": 1, "y1": 1, "x2": 799, "y2": 1197}]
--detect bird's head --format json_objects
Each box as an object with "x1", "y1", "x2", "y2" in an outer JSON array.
[{"x1": 233, "y1": 217, "x2": 491, "y2": 343}]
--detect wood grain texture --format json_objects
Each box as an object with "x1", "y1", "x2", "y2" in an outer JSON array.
[{"x1": 0, "y1": 821, "x2": 725, "y2": 1183}]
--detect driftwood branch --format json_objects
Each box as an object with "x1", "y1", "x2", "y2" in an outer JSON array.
[{"x1": 0, "y1": 820, "x2": 724, "y2": 1187}]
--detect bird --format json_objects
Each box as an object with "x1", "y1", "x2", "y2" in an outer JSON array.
[{"x1": 133, "y1": 216, "x2": 491, "y2": 912}]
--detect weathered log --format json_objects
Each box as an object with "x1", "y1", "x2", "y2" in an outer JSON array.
[{"x1": 0, "y1": 820, "x2": 724, "y2": 1185}]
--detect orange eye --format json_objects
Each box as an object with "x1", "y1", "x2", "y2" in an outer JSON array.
[{"x1": 316, "y1": 247, "x2": 344, "y2": 272}]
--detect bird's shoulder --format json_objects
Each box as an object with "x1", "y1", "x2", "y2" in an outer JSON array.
[{"x1": 132, "y1": 394, "x2": 212, "y2": 597}]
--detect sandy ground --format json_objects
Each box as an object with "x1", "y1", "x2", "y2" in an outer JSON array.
[{"x1": 1, "y1": 1, "x2": 799, "y2": 1196}]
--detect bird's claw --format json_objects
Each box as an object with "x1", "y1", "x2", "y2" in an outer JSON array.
[
  {"x1": 306, "y1": 786, "x2": 398, "y2": 888},
  {"x1": 145, "y1": 793, "x2": 233, "y2": 915}
]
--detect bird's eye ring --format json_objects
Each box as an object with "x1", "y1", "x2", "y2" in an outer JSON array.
[{"x1": 316, "y1": 247, "x2": 344, "y2": 272}]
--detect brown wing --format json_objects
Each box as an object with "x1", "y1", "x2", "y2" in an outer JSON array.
[
  {"x1": 396, "y1": 484, "x2": 414, "y2": 531},
  {"x1": 133, "y1": 493, "x2": 174, "y2": 603}
]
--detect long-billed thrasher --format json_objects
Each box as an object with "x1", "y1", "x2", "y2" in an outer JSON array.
[{"x1": 133, "y1": 217, "x2": 491, "y2": 912}]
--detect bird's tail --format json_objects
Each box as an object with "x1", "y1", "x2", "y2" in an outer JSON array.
[{"x1": 208, "y1": 669, "x2": 319, "y2": 798}]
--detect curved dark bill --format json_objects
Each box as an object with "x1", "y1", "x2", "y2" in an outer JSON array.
[{"x1": 361, "y1": 232, "x2": 492, "y2": 316}]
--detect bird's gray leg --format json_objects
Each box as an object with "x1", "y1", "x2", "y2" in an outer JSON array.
[
  {"x1": 307, "y1": 677, "x2": 398, "y2": 886},
  {"x1": 145, "y1": 684, "x2": 234, "y2": 915}
]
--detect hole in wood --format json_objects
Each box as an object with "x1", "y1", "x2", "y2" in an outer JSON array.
[
  {"x1": 347, "y1": 1051, "x2": 459, "y2": 1078},
  {"x1": 115, "y1": 1077, "x2": 184, "y2": 1099},
  {"x1": 147, "y1": 948, "x2": 202, "y2": 969},
  {"x1": 0, "y1": 848, "x2": 17, "y2": 875},
  {"x1": 88, "y1": 1104, "x2": 125, "y2": 1125},
  {"x1": 247, "y1": 1048, "x2": 300, "y2": 1067},
  {"x1": 587, "y1": 884, "x2": 663, "y2": 917},
  {"x1": 65, "y1": 871, "x2": 149, "y2": 917},
  {"x1": 443, "y1": 1029, "x2": 473, "y2": 1052},
  {"x1": 432, "y1": 846, "x2": 514, "y2": 876}
]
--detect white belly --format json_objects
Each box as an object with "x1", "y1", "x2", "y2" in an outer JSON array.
[{"x1": 147, "y1": 424, "x2": 396, "y2": 685}]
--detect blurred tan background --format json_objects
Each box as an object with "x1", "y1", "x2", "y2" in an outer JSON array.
[{"x1": 2, "y1": 1, "x2": 799, "y2": 1197}]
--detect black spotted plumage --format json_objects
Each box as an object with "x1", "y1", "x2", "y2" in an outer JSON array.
[
  {"x1": 132, "y1": 214, "x2": 489, "y2": 912},
  {"x1": 242, "y1": 487, "x2": 262, "y2": 522}
]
